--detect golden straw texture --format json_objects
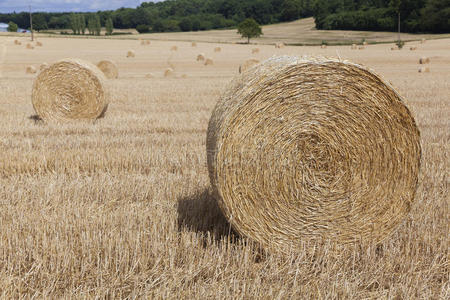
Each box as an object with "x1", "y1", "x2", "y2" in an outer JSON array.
[
  {"x1": 239, "y1": 58, "x2": 260, "y2": 74},
  {"x1": 32, "y1": 58, "x2": 108, "y2": 123},
  {"x1": 207, "y1": 56, "x2": 421, "y2": 252},
  {"x1": 197, "y1": 53, "x2": 205, "y2": 61},
  {"x1": 97, "y1": 60, "x2": 119, "y2": 79}
]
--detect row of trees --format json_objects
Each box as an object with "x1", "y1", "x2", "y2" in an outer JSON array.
[
  {"x1": 69, "y1": 14, "x2": 113, "y2": 35},
  {"x1": 313, "y1": 0, "x2": 449, "y2": 33}
]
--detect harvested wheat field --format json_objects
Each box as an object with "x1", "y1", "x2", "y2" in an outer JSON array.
[{"x1": 0, "y1": 33, "x2": 448, "y2": 298}]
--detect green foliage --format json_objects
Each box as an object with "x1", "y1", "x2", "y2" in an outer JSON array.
[
  {"x1": 94, "y1": 15, "x2": 101, "y2": 35},
  {"x1": 396, "y1": 39, "x2": 405, "y2": 48},
  {"x1": 106, "y1": 18, "x2": 114, "y2": 35},
  {"x1": 237, "y1": 18, "x2": 262, "y2": 43},
  {"x1": 33, "y1": 14, "x2": 48, "y2": 32},
  {"x1": 136, "y1": 24, "x2": 150, "y2": 33},
  {"x1": 7, "y1": 21, "x2": 18, "y2": 32}
]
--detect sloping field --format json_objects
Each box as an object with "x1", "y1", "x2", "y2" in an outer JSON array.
[{"x1": 0, "y1": 35, "x2": 448, "y2": 298}]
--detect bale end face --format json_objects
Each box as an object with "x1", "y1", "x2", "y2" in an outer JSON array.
[
  {"x1": 127, "y1": 50, "x2": 135, "y2": 58},
  {"x1": 32, "y1": 58, "x2": 108, "y2": 123},
  {"x1": 207, "y1": 56, "x2": 421, "y2": 252},
  {"x1": 97, "y1": 60, "x2": 119, "y2": 79}
]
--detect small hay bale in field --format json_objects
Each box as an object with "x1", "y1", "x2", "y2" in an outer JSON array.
[
  {"x1": 214, "y1": 47, "x2": 221, "y2": 52},
  {"x1": 351, "y1": 44, "x2": 357, "y2": 50},
  {"x1": 26, "y1": 43, "x2": 34, "y2": 49},
  {"x1": 32, "y1": 58, "x2": 108, "y2": 123},
  {"x1": 192, "y1": 42, "x2": 197, "y2": 47},
  {"x1": 181, "y1": 74, "x2": 188, "y2": 78},
  {"x1": 410, "y1": 46, "x2": 417, "y2": 51},
  {"x1": 171, "y1": 45, "x2": 178, "y2": 51},
  {"x1": 358, "y1": 45, "x2": 365, "y2": 50},
  {"x1": 141, "y1": 40, "x2": 150, "y2": 45},
  {"x1": 26, "y1": 66, "x2": 37, "y2": 74},
  {"x1": 207, "y1": 55, "x2": 421, "y2": 252},
  {"x1": 164, "y1": 68, "x2": 175, "y2": 77},
  {"x1": 145, "y1": 73, "x2": 154, "y2": 78},
  {"x1": 420, "y1": 38, "x2": 426, "y2": 44},
  {"x1": 39, "y1": 63, "x2": 49, "y2": 71},
  {"x1": 252, "y1": 48, "x2": 260, "y2": 54},
  {"x1": 14, "y1": 39, "x2": 21, "y2": 45},
  {"x1": 321, "y1": 44, "x2": 327, "y2": 49},
  {"x1": 418, "y1": 66, "x2": 430, "y2": 73},
  {"x1": 204, "y1": 58, "x2": 214, "y2": 66},
  {"x1": 36, "y1": 41, "x2": 43, "y2": 47},
  {"x1": 363, "y1": 41, "x2": 368, "y2": 46},
  {"x1": 239, "y1": 58, "x2": 260, "y2": 74},
  {"x1": 96, "y1": 60, "x2": 119, "y2": 79},
  {"x1": 419, "y1": 57, "x2": 430, "y2": 64},
  {"x1": 197, "y1": 53, "x2": 205, "y2": 61},
  {"x1": 275, "y1": 42, "x2": 285, "y2": 48},
  {"x1": 127, "y1": 50, "x2": 135, "y2": 58},
  {"x1": 391, "y1": 47, "x2": 398, "y2": 50}
]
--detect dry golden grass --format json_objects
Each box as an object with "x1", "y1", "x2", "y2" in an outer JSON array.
[{"x1": 0, "y1": 34, "x2": 448, "y2": 298}]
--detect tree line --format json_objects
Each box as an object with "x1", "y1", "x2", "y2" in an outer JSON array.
[{"x1": 0, "y1": 0, "x2": 447, "y2": 34}]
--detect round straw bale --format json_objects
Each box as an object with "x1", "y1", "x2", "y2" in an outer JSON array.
[
  {"x1": 214, "y1": 47, "x2": 221, "y2": 52},
  {"x1": 252, "y1": 48, "x2": 260, "y2": 54},
  {"x1": 410, "y1": 46, "x2": 417, "y2": 51},
  {"x1": 127, "y1": 50, "x2": 135, "y2": 58},
  {"x1": 26, "y1": 43, "x2": 34, "y2": 49},
  {"x1": 39, "y1": 62, "x2": 49, "y2": 71},
  {"x1": 26, "y1": 66, "x2": 37, "y2": 74},
  {"x1": 36, "y1": 41, "x2": 43, "y2": 47},
  {"x1": 32, "y1": 59, "x2": 108, "y2": 123},
  {"x1": 145, "y1": 73, "x2": 154, "y2": 78},
  {"x1": 363, "y1": 41, "x2": 368, "y2": 46},
  {"x1": 420, "y1": 38, "x2": 426, "y2": 44},
  {"x1": 197, "y1": 53, "x2": 205, "y2": 61},
  {"x1": 206, "y1": 56, "x2": 421, "y2": 252},
  {"x1": 321, "y1": 44, "x2": 327, "y2": 49},
  {"x1": 14, "y1": 39, "x2": 21, "y2": 45},
  {"x1": 204, "y1": 58, "x2": 214, "y2": 66},
  {"x1": 239, "y1": 58, "x2": 260, "y2": 74},
  {"x1": 181, "y1": 74, "x2": 188, "y2": 78},
  {"x1": 418, "y1": 66, "x2": 430, "y2": 73},
  {"x1": 358, "y1": 45, "x2": 365, "y2": 50},
  {"x1": 419, "y1": 57, "x2": 430, "y2": 64},
  {"x1": 351, "y1": 44, "x2": 357, "y2": 49},
  {"x1": 171, "y1": 45, "x2": 178, "y2": 51},
  {"x1": 97, "y1": 60, "x2": 119, "y2": 79},
  {"x1": 390, "y1": 47, "x2": 398, "y2": 50},
  {"x1": 275, "y1": 42, "x2": 285, "y2": 49},
  {"x1": 164, "y1": 68, "x2": 174, "y2": 77},
  {"x1": 192, "y1": 42, "x2": 197, "y2": 47}
]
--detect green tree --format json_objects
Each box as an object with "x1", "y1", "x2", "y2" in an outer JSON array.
[
  {"x1": 88, "y1": 16, "x2": 95, "y2": 35},
  {"x1": 105, "y1": 18, "x2": 114, "y2": 35},
  {"x1": 237, "y1": 18, "x2": 262, "y2": 43},
  {"x1": 80, "y1": 15, "x2": 86, "y2": 34},
  {"x1": 7, "y1": 21, "x2": 18, "y2": 32},
  {"x1": 94, "y1": 15, "x2": 101, "y2": 35},
  {"x1": 33, "y1": 14, "x2": 48, "y2": 32},
  {"x1": 70, "y1": 14, "x2": 78, "y2": 34},
  {"x1": 136, "y1": 24, "x2": 150, "y2": 33},
  {"x1": 390, "y1": 0, "x2": 402, "y2": 42}
]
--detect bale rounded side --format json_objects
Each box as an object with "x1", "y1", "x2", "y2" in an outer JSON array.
[{"x1": 97, "y1": 60, "x2": 119, "y2": 79}]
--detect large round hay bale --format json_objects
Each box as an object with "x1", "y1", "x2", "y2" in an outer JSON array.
[
  {"x1": 192, "y1": 42, "x2": 197, "y2": 47},
  {"x1": 26, "y1": 43, "x2": 34, "y2": 50},
  {"x1": 171, "y1": 45, "x2": 178, "y2": 51},
  {"x1": 351, "y1": 44, "x2": 357, "y2": 50},
  {"x1": 419, "y1": 57, "x2": 430, "y2": 64},
  {"x1": 32, "y1": 59, "x2": 108, "y2": 123},
  {"x1": 204, "y1": 58, "x2": 214, "y2": 66},
  {"x1": 127, "y1": 50, "x2": 135, "y2": 58},
  {"x1": 239, "y1": 58, "x2": 260, "y2": 74},
  {"x1": 214, "y1": 47, "x2": 221, "y2": 52},
  {"x1": 97, "y1": 60, "x2": 119, "y2": 79},
  {"x1": 252, "y1": 48, "x2": 260, "y2": 54},
  {"x1": 207, "y1": 56, "x2": 421, "y2": 252},
  {"x1": 418, "y1": 66, "x2": 430, "y2": 73},
  {"x1": 275, "y1": 42, "x2": 285, "y2": 49},
  {"x1": 39, "y1": 62, "x2": 49, "y2": 71},
  {"x1": 410, "y1": 46, "x2": 417, "y2": 51},
  {"x1": 197, "y1": 53, "x2": 205, "y2": 61},
  {"x1": 36, "y1": 41, "x2": 43, "y2": 47},
  {"x1": 321, "y1": 44, "x2": 327, "y2": 49},
  {"x1": 26, "y1": 66, "x2": 37, "y2": 74},
  {"x1": 164, "y1": 68, "x2": 175, "y2": 77},
  {"x1": 14, "y1": 39, "x2": 21, "y2": 45}
]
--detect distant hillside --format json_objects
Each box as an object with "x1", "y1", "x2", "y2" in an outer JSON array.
[{"x1": 0, "y1": 0, "x2": 448, "y2": 34}]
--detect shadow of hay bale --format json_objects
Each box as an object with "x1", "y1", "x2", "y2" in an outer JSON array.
[
  {"x1": 28, "y1": 114, "x2": 43, "y2": 124},
  {"x1": 177, "y1": 188, "x2": 238, "y2": 241}
]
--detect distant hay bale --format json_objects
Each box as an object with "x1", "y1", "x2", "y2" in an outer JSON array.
[
  {"x1": 140, "y1": 40, "x2": 150, "y2": 45},
  {"x1": 351, "y1": 44, "x2": 357, "y2": 49},
  {"x1": 26, "y1": 43, "x2": 34, "y2": 49},
  {"x1": 239, "y1": 58, "x2": 260, "y2": 74},
  {"x1": 207, "y1": 56, "x2": 421, "y2": 252},
  {"x1": 418, "y1": 66, "x2": 430, "y2": 73},
  {"x1": 419, "y1": 57, "x2": 430, "y2": 64},
  {"x1": 321, "y1": 44, "x2": 327, "y2": 49},
  {"x1": 410, "y1": 46, "x2": 417, "y2": 51},
  {"x1": 275, "y1": 42, "x2": 285, "y2": 49},
  {"x1": 171, "y1": 45, "x2": 178, "y2": 51},
  {"x1": 391, "y1": 47, "x2": 398, "y2": 50},
  {"x1": 197, "y1": 53, "x2": 205, "y2": 61},
  {"x1": 39, "y1": 63, "x2": 49, "y2": 71},
  {"x1": 204, "y1": 58, "x2": 214, "y2": 66},
  {"x1": 214, "y1": 47, "x2": 221, "y2": 52},
  {"x1": 26, "y1": 66, "x2": 37, "y2": 74},
  {"x1": 164, "y1": 68, "x2": 175, "y2": 77},
  {"x1": 252, "y1": 48, "x2": 259, "y2": 54},
  {"x1": 420, "y1": 38, "x2": 426, "y2": 44},
  {"x1": 97, "y1": 60, "x2": 119, "y2": 79},
  {"x1": 358, "y1": 46, "x2": 365, "y2": 50},
  {"x1": 181, "y1": 74, "x2": 188, "y2": 78},
  {"x1": 145, "y1": 73, "x2": 154, "y2": 78},
  {"x1": 36, "y1": 41, "x2": 43, "y2": 47},
  {"x1": 127, "y1": 50, "x2": 135, "y2": 58},
  {"x1": 32, "y1": 58, "x2": 108, "y2": 123},
  {"x1": 14, "y1": 40, "x2": 21, "y2": 45},
  {"x1": 363, "y1": 41, "x2": 368, "y2": 46},
  {"x1": 192, "y1": 42, "x2": 197, "y2": 47}
]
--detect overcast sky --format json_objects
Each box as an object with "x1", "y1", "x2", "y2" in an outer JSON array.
[{"x1": 0, "y1": 1, "x2": 160, "y2": 13}]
